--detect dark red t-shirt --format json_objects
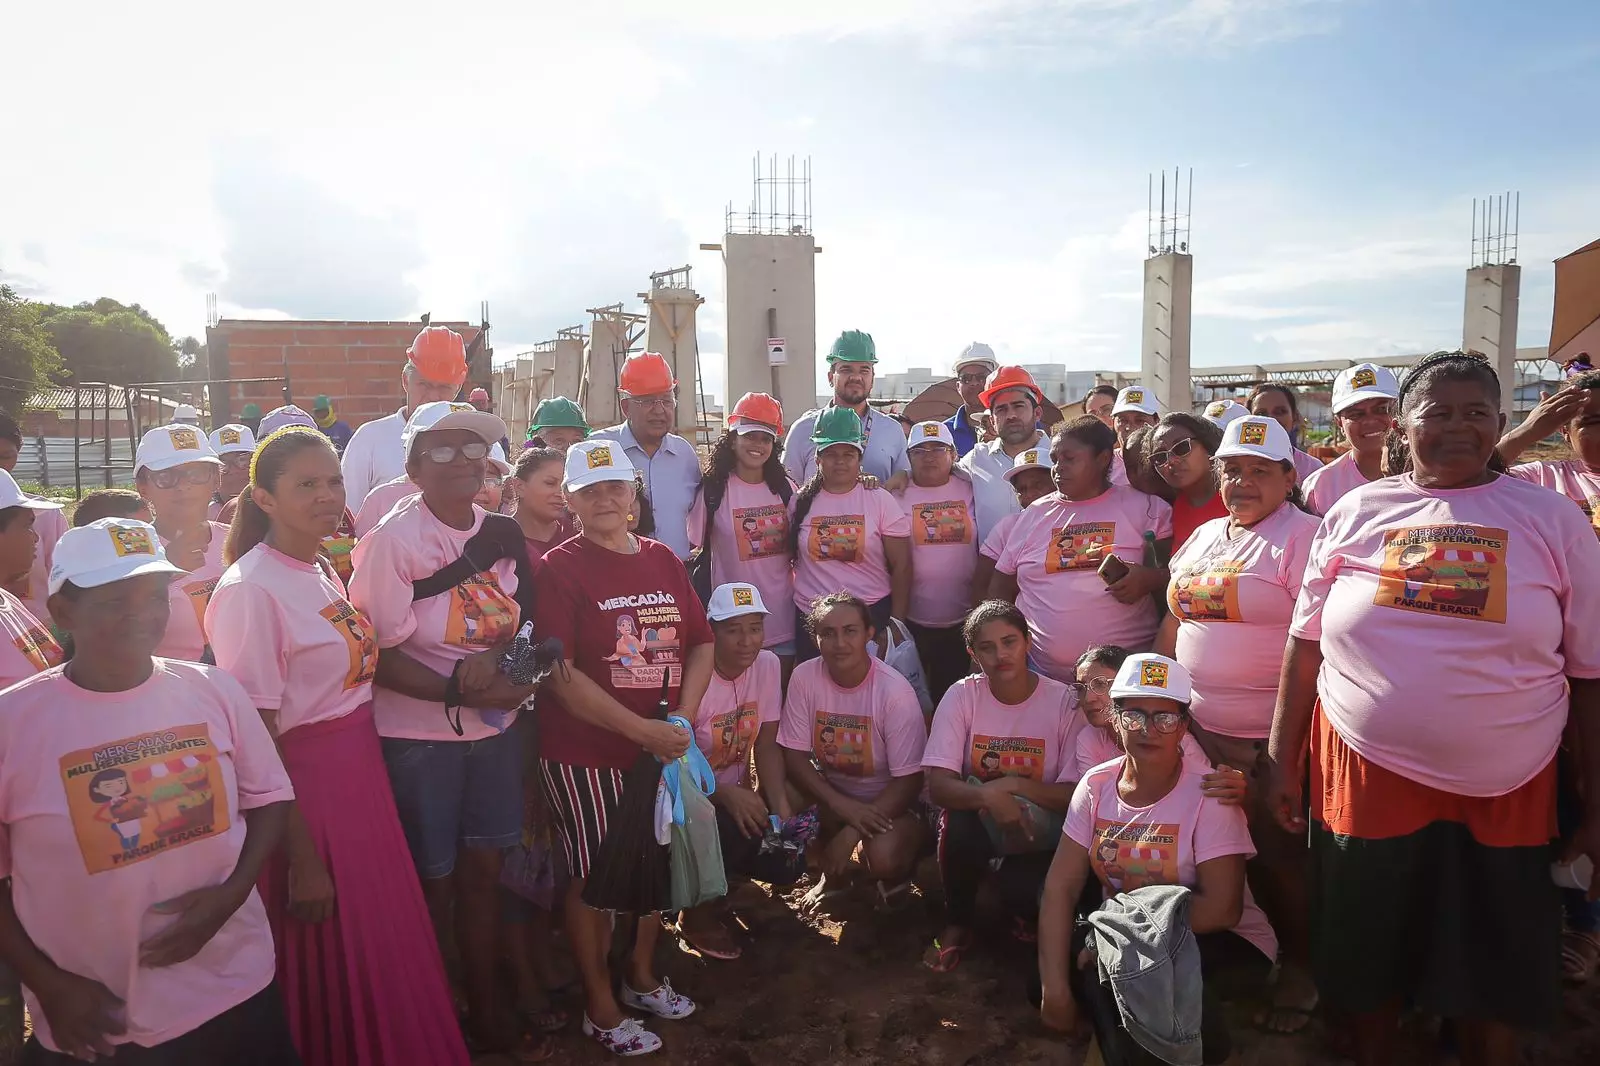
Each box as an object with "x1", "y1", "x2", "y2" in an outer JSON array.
[
  {"x1": 535, "y1": 535, "x2": 713, "y2": 769},
  {"x1": 1171, "y1": 491, "x2": 1229, "y2": 553}
]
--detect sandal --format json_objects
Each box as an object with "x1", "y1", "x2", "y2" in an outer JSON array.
[
  {"x1": 922, "y1": 939, "x2": 965, "y2": 973},
  {"x1": 1563, "y1": 928, "x2": 1600, "y2": 984},
  {"x1": 678, "y1": 923, "x2": 742, "y2": 961},
  {"x1": 515, "y1": 1003, "x2": 570, "y2": 1035},
  {"x1": 1255, "y1": 967, "x2": 1319, "y2": 1035},
  {"x1": 874, "y1": 879, "x2": 913, "y2": 914}
]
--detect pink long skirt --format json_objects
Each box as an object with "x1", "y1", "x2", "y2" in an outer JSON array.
[{"x1": 259, "y1": 703, "x2": 470, "y2": 1066}]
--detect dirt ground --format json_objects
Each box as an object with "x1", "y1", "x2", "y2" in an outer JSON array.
[{"x1": 510, "y1": 865, "x2": 1600, "y2": 1066}]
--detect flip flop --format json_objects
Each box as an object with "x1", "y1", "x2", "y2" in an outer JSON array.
[
  {"x1": 1563, "y1": 928, "x2": 1600, "y2": 984},
  {"x1": 515, "y1": 1004, "x2": 570, "y2": 1035},
  {"x1": 678, "y1": 926, "x2": 743, "y2": 961},
  {"x1": 922, "y1": 939, "x2": 965, "y2": 973},
  {"x1": 875, "y1": 879, "x2": 914, "y2": 914}
]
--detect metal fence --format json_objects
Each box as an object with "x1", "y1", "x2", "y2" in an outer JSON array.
[{"x1": 14, "y1": 437, "x2": 134, "y2": 491}]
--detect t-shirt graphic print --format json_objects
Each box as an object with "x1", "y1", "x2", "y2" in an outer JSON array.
[
  {"x1": 1091, "y1": 820, "x2": 1179, "y2": 891},
  {"x1": 602, "y1": 593, "x2": 686, "y2": 690},
  {"x1": 814, "y1": 712, "x2": 874, "y2": 779},
  {"x1": 1374, "y1": 524, "x2": 1507, "y2": 623},
  {"x1": 319, "y1": 599, "x2": 379, "y2": 690},
  {"x1": 970, "y1": 734, "x2": 1046, "y2": 782},
  {"x1": 443, "y1": 572, "x2": 520, "y2": 648},
  {"x1": 1170, "y1": 560, "x2": 1245, "y2": 622},
  {"x1": 62, "y1": 724, "x2": 229, "y2": 874},
  {"x1": 810, "y1": 515, "x2": 864, "y2": 563},
  {"x1": 707, "y1": 701, "x2": 759, "y2": 775},
  {"x1": 733, "y1": 504, "x2": 788, "y2": 560},
  {"x1": 911, "y1": 500, "x2": 973, "y2": 546},
  {"x1": 1046, "y1": 522, "x2": 1114, "y2": 573}
]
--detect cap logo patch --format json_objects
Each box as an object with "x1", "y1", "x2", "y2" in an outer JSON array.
[
  {"x1": 219, "y1": 428, "x2": 242, "y2": 445},
  {"x1": 1239, "y1": 422, "x2": 1268, "y2": 447},
  {"x1": 108, "y1": 525, "x2": 155, "y2": 558},
  {"x1": 732, "y1": 587, "x2": 754, "y2": 607},
  {"x1": 1021, "y1": 450, "x2": 1038, "y2": 465},
  {"x1": 1351, "y1": 367, "x2": 1377, "y2": 389},
  {"x1": 167, "y1": 427, "x2": 199, "y2": 450},
  {"x1": 1126, "y1": 389, "x2": 1144, "y2": 404},
  {"x1": 1140, "y1": 661, "x2": 1169, "y2": 689},
  {"x1": 921, "y1": 424, "x2": 941, "y2": 438},
  {"x1": 449, "y1": 403, "x2": 474, "y2": 413},
  {"x1": 586, "y1": 445, "x2": 613, "y2": 469},
  {"x1": 1206, "y1": 401, "x2": 1227, "y2": 416}
]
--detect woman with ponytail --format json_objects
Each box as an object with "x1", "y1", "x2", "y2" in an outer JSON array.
[{"x1": 207, "y1": 428, "x2": 473, "y2": 1066}]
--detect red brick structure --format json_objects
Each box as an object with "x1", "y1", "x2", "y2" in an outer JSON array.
[{"x1": 206, "y1": 319, "x2": 489, "y2": 429}]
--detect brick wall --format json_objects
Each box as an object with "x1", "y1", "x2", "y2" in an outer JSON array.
[{"x1": 206, "y1": 320, "x2": 486, "y2": 429}]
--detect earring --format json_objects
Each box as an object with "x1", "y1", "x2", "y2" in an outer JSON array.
[{"x1": 627, "y1": 513, "x2": 635, "y2": 522}]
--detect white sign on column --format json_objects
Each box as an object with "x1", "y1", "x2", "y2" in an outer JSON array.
[{"x1": 767, "y1": 337, "x2": 787, "y2": 366}]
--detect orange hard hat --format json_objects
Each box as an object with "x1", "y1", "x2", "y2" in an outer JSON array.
[
  {"x1": 407, "y1": 326, "x2": 468, "y2": 383},
  {"x1": 728, "y1": 392, "x2": 783, "y2": 435},
  {"x1": 979, "y1": 365, "x2": 1044, "y2": 410},
  {"x1": 618, "y1": 352, "x2": 676, "y2": 397}
]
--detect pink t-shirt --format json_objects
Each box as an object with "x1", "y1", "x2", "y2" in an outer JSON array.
[
  {"x1": 1072, "y1": 728, "x2": 1215, "y2": 781},
  {"x1": 693, "y1": 650, "x2": 783, "y2": 788},
  {"x1": 777, "y1": 657, "x2": 927, "y2": 802},
  {"x1": 1291, "y1": 473, "x2": 1600, "y2": 796},
  {"x1": 897, "y1": 478, "x2": 979, "y2": 627},
  {"x1": 0, "y1": 660, "x2": 294, "y2": 1051},
  {"x1": 995, "y1": 485, "x2": 1174, "y2": 682},
  {"x1": 791, "y1": 484, "x2": 910, "y2": 612},
  {"x1": 207, "y1": 545, "x2": 379, "y2": 735},
  {"x1": 1065, "y1": 758, "x2": 1277, "y2": 961},
  {"x1": 1292, "y1": 448, "x2": 1324, "y2": 484},
  {"x1": 0, "y1": 590, "x2": 62, "y2": 689},
  {"x1": 19, "y1": 506, "x2": 67, "y2": 624},
  {"x1": 688, "y1": 479, "x2": 796, "y2": 647},
  {"x1": 349, "y1": 499, "x2": 522, "y2": 742},
  {"x1": 352, "y1": 475, "x2": 420, "y2": 539},
  {"x1": 1301, "y1": 451, "x2": 1375, "y2": 517},
  {"x1": 1510, "y1": 460, "x2": 1600, "y2": 538},
  {"x1": 921, "y1": 674, "x2": 1080, "y2": 784},
  {"x1": 1110, "y1": 451, "x2": 1130, "y2": 486},
  {"x1": 156, "y1": 522, "x2": 229, "y2": 663},
  {"x1": 1167, "y1": 504, "x2": 1319, "y2": 737},
  {"x1": 980, "y1": 512, "x2": 1021, "y2": 562}
]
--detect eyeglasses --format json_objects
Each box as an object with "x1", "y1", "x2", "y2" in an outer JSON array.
[
  {"x1": 142, "y1": 465, "x2": 217, "y2": 489},
  {"x1": 481, "y1": 476, "x2": 504, "y2": 488},
  {"x1": 1149, "y1": 437, "x2": 1197, "y2": 468},
  {"x1": 1067, "y1": 677, "x2": 1113, "y2": 701},
  {"x1": 1113, "y1": 707, "x2": 1188, "y2": 734},
  {"x1": 418, "y1": 442, "x2": 489, "y2": 464},
  {"x1": 628, "y1": 395, "x2": 677, "y2": 410},
  {"x1": 219, "y1": 453, "x2": 251, "y2": 469},
  {"x1": 958, "y1": 372, "x2": 989, "y2": 385}
]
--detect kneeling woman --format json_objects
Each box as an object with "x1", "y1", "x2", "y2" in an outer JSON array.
[
  {"x1": 1039, "y1": 654, "x2": 1276, "y2": 1065},
  {"x1": 922, "y1": 601, "x2": 1081, "y2": 972},
  {"x1": 208, "y1": 428, "x2": 471, "y2": 1066},
  {"x1": 680, "y1": 582, "x2": 796, "y2": 960},
  {"x1": 778, "y1": 593, "x2": 928, "y2": 905},
  {"x1": 0, "y1": 519, "x2": 299, "y2": 1063}
]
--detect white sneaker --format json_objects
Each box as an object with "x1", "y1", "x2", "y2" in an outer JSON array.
[
  {"x1": 581, "y1": 1015, "x2": 663, "y2": 1057},
  {"x1": 620, "y1": 978, "x2": 697, "y2": 1020}
]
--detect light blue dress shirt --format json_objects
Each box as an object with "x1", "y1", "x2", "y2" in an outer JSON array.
[
  {"x1": 591, "y1": 422, "x2": 703, "y2": 559},
  {"x1": 782, "y1": 405, "x2": 910, "y2": 487}
]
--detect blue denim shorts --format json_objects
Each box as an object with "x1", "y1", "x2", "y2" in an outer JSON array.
[
  {"x1": 768, "y1": 639, "x2": 797, "y2": 657},
  {"x1": 380, "y1": 717, "x2": 525, "y2": 879}
]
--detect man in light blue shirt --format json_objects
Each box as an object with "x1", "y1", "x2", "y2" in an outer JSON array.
[
  {"x1": 590, "y1": 352, "x2": 702, "y2": 558},
  {"x1": 783, "y1": 330, "x2": 910, "y2": 489}
]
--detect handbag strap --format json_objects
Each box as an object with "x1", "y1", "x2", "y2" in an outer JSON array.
[{"x1": 410, "y1": 513, "x2": 536, "y2": 625}]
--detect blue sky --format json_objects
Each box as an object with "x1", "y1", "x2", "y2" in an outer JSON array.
[{"x1": 3, "y1": 0, "x2": 1597, "y2": 400}]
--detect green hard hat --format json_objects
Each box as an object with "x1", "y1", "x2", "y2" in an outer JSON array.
[
  {"x1": 529, "y1": 396, "x2": 590, "y2": 434},
  {"x1": 240, "y1": 403, "x2": 262, "y2": 418},
  {"x1": 827, "y1": 330, "x2": 877, "y2": 365},
  {"x1": 810, "y1": 406, "x2": 865, "y2": 450}
]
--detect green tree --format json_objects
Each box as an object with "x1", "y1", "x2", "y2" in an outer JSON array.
[
  {"x1": 37, "y1": 300, "x2": 178, "y2": 385},
  {"x1": 175, "y1": 335, "x2": 208, "y2": 381},
  {"x1": 0, "y1": 286, "x2": 63, "y2": 417}
]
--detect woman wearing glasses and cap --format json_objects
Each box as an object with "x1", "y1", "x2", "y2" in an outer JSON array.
[
  {"x1": 0, "y1": 519, "x2": 299, "y2": 1064},
  {"x1": 133, "y1": 423, "x2": 230, "y2": 663},
  {"x1": 687, "y1": 393, "x2": 797, "y2": 668},
  {"x1": 1154, "y1": 414, "x2": 1321, "y2": 1033},
  {"x1": 208, "y1": 425, "x2": 257, "y2": 523},
  {"x1": 348, "y1": 402, "x2": 543, "y2": 1062},
  {"x1": 532, "y1": 439, "x2": 714, "y2": 1056},
  {"x1": 1038, "y1": 653, "x2": 1277, "y2": 1063},
  {"x1": 1301, "y1": 364, "x2": 1401, "y2": 516}
]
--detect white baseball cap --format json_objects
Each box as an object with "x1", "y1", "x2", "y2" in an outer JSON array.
[
  {"x1": 136, "y1": 423, "x2": 223, "y2": 474},
  {"x1": 487, "y1": 441, "x2": 512, "y2": 477},
  {"x1": 1332, "y1": 363, "x2": 1400, "y2": 414},
  {"x1": 1113, "y1": 386, "x2": 1159, "y2": 416},
  {"x1": 1215, "y1": 415, "x2": 1294, "y2": 463},
  {"x1": 402, "y1": 401, "x2": 508, "y2": 460},
  {"x1": 259, "y1": 405, "x2": 317, "y2": 437},
  {"x1": 48, "y1": 518, "x2": 184, "y2": 596},
  {"x1": 172, "y1": 403, "x2": 200, "y2": 423},
  {"x1": 0, "y1": 470, "x2": 62, "y2": 513},
  {"x1": 208, "y1": 424, "x2": 257, "y2": 456},
  {"x1": 1002, "y1": 446, "x2": 1053, "y2": 483},
  {"x1": 1109, "y1": 652, "x2": 1192, "y2": 704},
  {"x1": 953, "y1": 342, "x2": 997, "y2": 375},
  {"x1": 1201, "y1": 399, "x2": 1249, "y2": 430},
  {"x1": 908, "y1": 421, "x2": 956, "y2": 449},
  {"x1": 563, "y1": 438, "x2": 637, "y2": 491},
  {"x1": 707, "y1": 582, "x2": 769, "y2": 622}
]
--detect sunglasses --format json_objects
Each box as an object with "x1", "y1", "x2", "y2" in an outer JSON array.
[
  {"x1": 1150, "y1": 437, "x2": 1197, "y2": 468},
  {"x1": 1067, "y1": 677, "x2": 1114, "y2": 701},
  {"x1": 418, "y1": 442, "x2": 489, "y2": 464},
  {"x1": 1113, "y1": 707, "x2": 1188, "y2": 734},
  {"x1": 143, "y1": 465, "x2": 218, "y2": 490},
  {"x1": 958, "y1": 371, "x2": 989, "y2": 385}
]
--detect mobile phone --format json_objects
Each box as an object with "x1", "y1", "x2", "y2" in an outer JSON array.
[{"x1": 1097, "y1": 554, "x2": 1131, "y2": 586}]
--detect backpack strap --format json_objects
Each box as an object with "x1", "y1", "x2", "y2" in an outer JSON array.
[{"x1": 410, "y1": 513, "x2": 536, "y2": 626}]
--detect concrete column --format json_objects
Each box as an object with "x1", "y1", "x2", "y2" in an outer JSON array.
[
  {"x1": 581, "y1": 318, "x2": 627, "y2": 430},
  {"x1": 644, "y1": 284, "x2": 704, "y2": 437},
  {"x1": 1463, "y1": 264, "x2": 1521, "y2": 416},
  {"x1": 1141, "y1": 252, "x2": 1193, "y2": 415},
  {"x1": 722, "y1": 232, "x2": 818, "y2": 427},
  {"x1": 549, "y1": 336, "x2": 584, "y2": 403}
]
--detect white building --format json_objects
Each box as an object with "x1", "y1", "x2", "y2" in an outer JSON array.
[{"x1": 872, "y1": 364, "x2": 1106, "y2": 408}]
